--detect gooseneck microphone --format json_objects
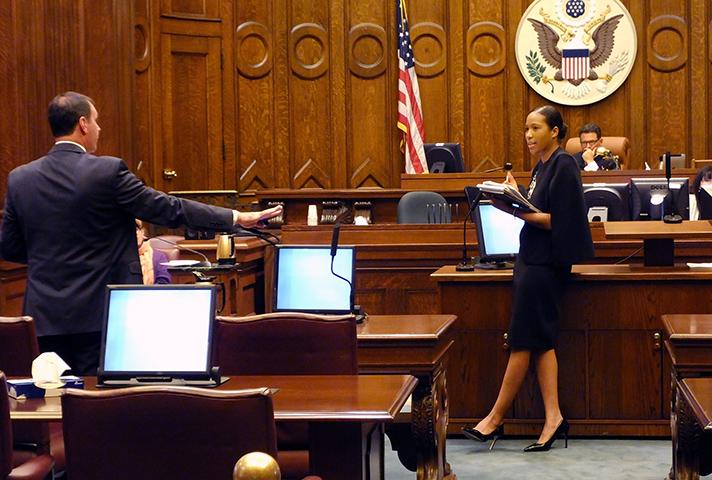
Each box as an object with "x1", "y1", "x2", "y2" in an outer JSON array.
[
  {"x1": 482, "y1": 162, "x2": 513, "y2": 174},
  {"x1": 662, "y1": 151, "x2": 683, "y2": 224},
  {"x1": 329, "y1": 222, "x2": 365, "y2": 323},
  {"x1": 149, "y1": 236, "x2": 212, "y2": 267},
  {"x1": 457, "y1": 186, "x2": 482, "y2": 271}
]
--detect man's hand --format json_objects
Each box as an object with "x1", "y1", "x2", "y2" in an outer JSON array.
[
  {"x1": 235, "y1": 205, "x2": 283, "y2": 228},
  {"x1": 582, "y1": 148, "x2": 595, "y2": 165}
]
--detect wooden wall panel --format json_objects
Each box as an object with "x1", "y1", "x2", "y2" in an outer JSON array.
[
  {"x1": 235, "y1": 1, "x2": 277, "y2": 191},
  {"x1": 347, "y1": 2, "x2": 392, "y2": 188},
  {"x1": 0, "y1": 1, "x2": 133, "y2": 209},
  {"x1": 5, "y1": 0, "x2": 712, "y2": 200}
]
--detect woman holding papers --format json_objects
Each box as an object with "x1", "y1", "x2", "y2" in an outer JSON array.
[{"x1": 463, "y1": 106, "x2": 593, "y2": 451}]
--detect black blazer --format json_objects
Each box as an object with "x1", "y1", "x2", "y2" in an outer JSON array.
[{"x1": 0, "y1": 143, "x2": 234, "y2": 336}]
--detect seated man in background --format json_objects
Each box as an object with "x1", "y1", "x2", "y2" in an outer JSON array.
[
  {"x1": 136, "y1": 220, "x2": 171, "y2": 285},
  {"x1": 575, "y1": 123, "x2": 618, "y2": 171}
]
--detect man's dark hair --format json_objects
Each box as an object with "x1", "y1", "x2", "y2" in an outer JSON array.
[
  {"x1": 47, "y1": 92, "x2": 94, "y2": 137},
  {"x1": 578, "y1": 123, "x2": 602, "y2": 139}
]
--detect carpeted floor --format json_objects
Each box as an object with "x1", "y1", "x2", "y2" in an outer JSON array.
[{"x1": 384, "y1": 437, "x2": 711, "y2": 479}]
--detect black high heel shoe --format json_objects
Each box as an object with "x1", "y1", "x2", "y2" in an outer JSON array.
[
  {"x1": 462, "y1": 424, "x2": 504, "y2": 450},
  {"x1": 523, "y1": 419, "x2": 569, "y2": 452}
]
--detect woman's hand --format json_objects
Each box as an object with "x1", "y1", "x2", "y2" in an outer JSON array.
[{"x1": 504, "y1": 171, "x2": 518, "y2": 189}]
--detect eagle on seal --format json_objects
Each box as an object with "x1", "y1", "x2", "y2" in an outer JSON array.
[{"x1": 528, "y1": 14, "x2": 622, "y2": 86}]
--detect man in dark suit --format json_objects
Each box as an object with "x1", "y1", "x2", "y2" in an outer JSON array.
[
  {"x1": 0, "y1": 92, "x2": 282, "y2": 374},
  {"x1": 573, "y1": 123, "x2": 618, "y2": 171}
]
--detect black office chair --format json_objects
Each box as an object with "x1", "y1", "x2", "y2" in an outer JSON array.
[{"x1": 397, "y1": 191, "x2": 451, "y2": 224}]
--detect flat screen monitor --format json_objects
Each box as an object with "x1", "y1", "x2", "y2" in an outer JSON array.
[
  {"x1": 98, "y1": 284, "x2": 217, "y2": 385},
  {"x1": 629, "y1": 178, "x2": 690, "y2": 220},
  {"x1": 273, "y1": 245, "x2": 355, "y2": 314},
  {"x1": 582, "y1": 183, "x2": 630, "y2": 221},
  {"x1": 424, "y1": 143, "x2": 465, "y2": 173},
  {"x1": 473, "y1": 201, "x2": 525, "y2": 263}
]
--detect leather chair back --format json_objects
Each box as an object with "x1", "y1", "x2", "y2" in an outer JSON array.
[
  {"x1": 1, "y1": 371, "x2": 55, "y2": 480},
  {"x1": 565, "y1": 136, "x2": 631, "y2": 167},
  {"x1": 397, "y1": 191, "x2": 451, "y2": 224},
  {"x1": 0, "y1": 316, "x2": 39, "y2": 376},
  {"x1": 0, "y1": 317, "x2": 50, "y2": 455},
  {"x1": 62, "y1": 386, "x2": 277, "y2": 480},
  {"x1": 0, "y1": 372, "x2": 12, "y2": 478},
  {"x1": 213, "y1": 313, "x2": 358, "y2": 375}
]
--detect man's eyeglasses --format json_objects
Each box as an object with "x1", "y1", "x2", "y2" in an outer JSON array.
[{"x1": 581, "y1": 139, "x2": 601, "y2": 147}]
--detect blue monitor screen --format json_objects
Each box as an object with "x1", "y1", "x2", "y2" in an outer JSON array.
[
  {"x1": 475, "y1": 203, "x2": 524, "y2": 259},
  {"x1": 274, "y1": 246, "x2": 354, "y2": 313},
  {"x1": 102, "y1": 287, "x2": 214, "y2": 373}
]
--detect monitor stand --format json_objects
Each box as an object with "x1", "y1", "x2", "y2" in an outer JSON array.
[{"x1": 473, "y1": 259, "x2": 515, "y2": 270}]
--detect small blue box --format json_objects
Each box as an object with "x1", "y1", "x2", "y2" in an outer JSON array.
[{"x1": 7, "y1": 376, "x2": 85, "y2": 399}]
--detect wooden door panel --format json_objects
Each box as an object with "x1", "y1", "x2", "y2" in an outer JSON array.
[
  {"x1": 589, "y1": 330, "x2": 662, "y2": 420},
  {"x1": 159, "y1": 34, "x2": 223, "y2": 192}
]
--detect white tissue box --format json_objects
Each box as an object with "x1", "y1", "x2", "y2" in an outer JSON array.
[{"x1": 7, "y1": 376, "x2": 84, "y2": 399}]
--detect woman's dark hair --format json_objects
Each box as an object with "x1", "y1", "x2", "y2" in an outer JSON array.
[
  {"x1": 693, "y1": 165, "x2": 712, "y2": 196},
  {"x1": 533, "y1": 105, "x2": 568, "y2": 142},
  {"x1": 47, "y1": 92, "x2": 94, "y2": 137}
]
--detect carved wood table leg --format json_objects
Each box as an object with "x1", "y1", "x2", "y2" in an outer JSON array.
[
  {"x1": 674, "y1": 384, "x2": 703, "y2": 480},
  {"x1": 410, "y1": 365, "x2": 449, "y2": 480}
]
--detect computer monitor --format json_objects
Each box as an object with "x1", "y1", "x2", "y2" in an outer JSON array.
[
  {"x1": 473, "y1": 201, "x2": 525, "y2": 264},
  {"x1": 98, "y1": 284, "x2": 217, "y2": 386},
  {"x1": 629, "y1": 178, "x2": 690, "y2": 220},
  {"x1": 273, "y1": 245, "x2": 355, "y2": 314},
  {"x1": 424, "y1": 143, "x2": 465, "y2": 173},
  {"x1": 582, "y1": 183, "x2": 630, "y2": 221}
]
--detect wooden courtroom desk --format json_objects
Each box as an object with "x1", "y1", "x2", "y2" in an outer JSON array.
[
  {"x1": 276, "y1": 224, "x2": 712, "y2": 321},
  {"x1": 10, "y1": 374, "x2": 416, "y2": 480},
  {"x1": 663, "y1": 315, "x2": 712, "y2": 479},
  {"x1": 672, "y1": 378, "x2": 712, "y2": 479},
  {"x1": 431, "y1": 265, "x2": 712, "y2": 437},
  {"x1": 358, "y1": 314, "x2": 456, "y2": 480}
]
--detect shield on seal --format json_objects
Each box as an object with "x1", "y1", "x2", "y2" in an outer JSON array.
[{"x1": 562, "y1": 48, "x2": 590, "y2": 81}]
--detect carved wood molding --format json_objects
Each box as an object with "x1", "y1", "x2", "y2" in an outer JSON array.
[
  {"x1": 236, "y1": 21, "x2": 272, "y2": 79},
  {"x1": 466, "y1": 21, "x2": 506, "y2": 77},
  {"x1": 647, "y1": 15, "x2": 688, "y2": 72},
  {"x1": 289, "y1": 23, "x2": 329, "y2": 80},
  {"x1": 411, "y1": 22, "x2": 447, "y2": 78},
  {"x1": 292, "y1": 158, "x2": 329, "y2": 188},
  {"x1": 348, "y1": 23, "x2": 386, "y2": 79},
  {"x1": 134, "y1": 19, "x2": 150, "y2": 73}
]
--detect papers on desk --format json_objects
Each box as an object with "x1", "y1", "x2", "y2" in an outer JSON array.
[
  {"x1": 160, "y1": 259, "x2": 200, "y2": 267},
  {"x1": 687, "y1": 263, "x2": 712, "y2": 270},
  {"x1": 476, "y1": 181, "x2": 542, "y2": 213}
]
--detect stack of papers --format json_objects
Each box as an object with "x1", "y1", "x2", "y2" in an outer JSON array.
[{"x1": 476, "y1": 181, "x2": 542, "y2": 213}]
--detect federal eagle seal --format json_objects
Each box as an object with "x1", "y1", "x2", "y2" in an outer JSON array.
[{"x1": 515, "y1": 0, "x2": 637, "y2": 106}]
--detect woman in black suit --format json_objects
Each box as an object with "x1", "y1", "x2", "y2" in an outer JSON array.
[{"x1": 463, "y1": 106, "x2": 594, "y2": 451}]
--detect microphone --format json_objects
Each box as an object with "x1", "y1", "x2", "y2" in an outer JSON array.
[
  {"x1": 330, "y1": 221, "x2": 341, "y2": 258},
  {"x1": 663, "y1": 151, "x2": 682, "y2": 224},
  {"x1": 456, "y1": 186, "x2": 482, "y2": 271},
  {"x1": 328, "y1": 222, "x2": 365, "y2": 323},
  {"x1": 149, "y1": 235, "x2": 212, "y2": 267},
  {"x1": 482, "y1": 162, "x2": 513, "y2": 174}
]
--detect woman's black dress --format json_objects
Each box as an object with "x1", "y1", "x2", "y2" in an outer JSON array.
[{"x1": 508, "y1": 148, "x2": 594, "y2": 351}]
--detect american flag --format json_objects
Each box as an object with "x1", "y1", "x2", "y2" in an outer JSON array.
[
  {"x1": 562, "y1": 49, "x2": 590, "y2": 81},
  {"x1": 396, "y1": 0, "x2": 428, "y2": 174}
]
